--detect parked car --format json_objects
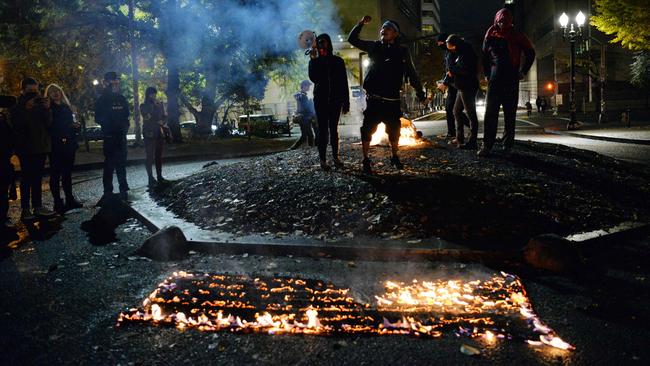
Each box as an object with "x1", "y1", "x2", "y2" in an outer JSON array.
[
  {"x1": 180, "y1": 121, "x2": 217, "y2": 139},
  {"x1": 83, "y1": 126, "x2": 103, "y2": 141},
  {"x1": 238, "y1": 114, "x2": 291, "y2": 136}
]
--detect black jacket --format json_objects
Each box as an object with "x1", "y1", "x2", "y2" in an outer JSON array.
[
  {"x1": 94, "y1": 90, "x2": 130, "y2": 136},
  {"x1": 308, "y1": 34, "x2": 350, "y2": 108},
  {"x1": 447, "y1": 42, "x2": 479, "y2": 91},
  {"x1": 348, "y1": 23, "x2": 424, "y2": 101},
  {"x1": 51, "y1": 102, "x2": 78, "y2": 147},
  {"x1": 10, "y1": 93, "x2": 52, "y2": 155},
  {"x1": 140, "y1": 100, "x2": 166, "y2": 140}
]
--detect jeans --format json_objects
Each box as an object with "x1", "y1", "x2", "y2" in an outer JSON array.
[
  {"x1": 102, "y1": 135, "x2": 129, "y2": 194},
  {"x1": 453, "y1": 88, "x2": 479, "y2": 143},
  {"x1": 50, "y1": 141, "x2": 77, "y2": 202},
  {"x1": 144, "y1": 137, "x2": 164, "y2": 179},
  {"x1": 445, "y1": 86, "x2": 458, "y2": 136},
  {"x1": 18, "y1": 154, "x2": 47, "y2": 210},
  {"x1": 483, "y1": 80, "x2": 519, "y2": 148}
]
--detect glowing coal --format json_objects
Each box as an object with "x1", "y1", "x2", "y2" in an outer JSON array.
[{"x1": 117, "y1": 271, "x2": 573, "y2": 351}]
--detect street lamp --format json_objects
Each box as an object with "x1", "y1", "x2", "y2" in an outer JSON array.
[{"x1": 559, "y1": 11, "x2": 587, "y2": 130}]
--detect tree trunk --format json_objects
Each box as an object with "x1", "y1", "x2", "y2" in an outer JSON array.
[
  {"x1": 166, "y1": 65, "x2": 182, "y2": 143},
  {"x1": 129, "y1": 0, "x2": 142, "y2": 146}
]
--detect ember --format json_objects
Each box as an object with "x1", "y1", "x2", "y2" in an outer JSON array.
[
  {"x1": 370, "y1": 118, "x2": 422, "y2": 146},
  {"x1": 117, "y1": 271, "x2": 573, "y2": 350}
]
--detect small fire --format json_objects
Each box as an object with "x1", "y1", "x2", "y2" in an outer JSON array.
[
  {"x1": 370, "y1": 118, "x2": 422, "y2": 146},
  {"x1": 117, "y1": 271, "x2": 574, "y2": 351}
]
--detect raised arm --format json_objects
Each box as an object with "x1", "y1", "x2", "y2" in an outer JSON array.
[{"x1": 347, "y1": 16, "x2": 375, "y2": 53}]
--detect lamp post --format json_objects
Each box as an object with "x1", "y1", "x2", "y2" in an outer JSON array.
[{"x1": 559, "y1": 11, "x2": 586, "y2": 130}]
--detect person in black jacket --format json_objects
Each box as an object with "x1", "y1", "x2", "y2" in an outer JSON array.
[
  {"x1": 45, "y1": 84, "x2": 82, "y2": 212},
  {"x1": 1, "y1": 95, "x2": 17, "y2": 230},
  {"x1": 308, "y1": 33, "x2": 350, "y2": 170},
  {"x1": 445, "y1": 34, "x2": 480, "y2": 149},
  {"x1": 479, "y1": 8, "x2": 535, "y2": 156},
  {"x1": 11, "y1": 77, "x2": 57, "y2": 220},
  {"x1": 95, "y1": 72, "x2": 130, "y2": 202},
  {"x1": 435, "y1": 33, "x2": 458, "y2": 140},
  {"x1": 140, "y1": 87, "x2": 167, "y2": 186},
  {"x1": 348, "y1": 16, "x2": 426, "y2": 174}
]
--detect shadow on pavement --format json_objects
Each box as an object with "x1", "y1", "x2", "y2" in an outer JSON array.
[{"x1": 81, "y1": 196, "x2": 132, "y2": 246}]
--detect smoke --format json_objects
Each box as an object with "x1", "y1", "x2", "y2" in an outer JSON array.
[{"x1": 157, "y1": 0, "x2": 341, "y2": 97}]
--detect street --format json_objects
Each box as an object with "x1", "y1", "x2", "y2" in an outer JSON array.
[{"x1": 1, "y1": 117, "x2": 649, "y2": 364}]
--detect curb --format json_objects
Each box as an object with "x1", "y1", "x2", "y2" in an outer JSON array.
[
  {"x1": 12, "y1": 145, "x2": 293, "y2": 178},
  {"x1": 123, "y1": 187, "x2": 511, "y2": 263},
  {"x1": 543, "y1": 129, "x2": 650, "y2": 146}
]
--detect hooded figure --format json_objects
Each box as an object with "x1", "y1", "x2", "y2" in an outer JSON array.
[
  {"x1": 348, "y1": 16, "x2": 425, "y2": 174},
  {"x1": 445, "y1": 34, "x2": 480, "y2": 149},
  {"x1": 436, "y1": 32, "x2": 458, "y2": 139},
  {"x1": 308, "y1": 33, "x2": 350, "y2": 170},
  {"x1": 479, "y1": 8, "x2": 535, "y2": 156}
]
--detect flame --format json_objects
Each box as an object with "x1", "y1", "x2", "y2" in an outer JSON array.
[
  {"x1": 117, "y1": 272, "x2": 574, "y2": 351},
  {"x1": 370, "y1": 119, "x2": 421, "y2": 146}
]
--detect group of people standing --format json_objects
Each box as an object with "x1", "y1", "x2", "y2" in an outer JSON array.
[
  {"x1": 294, "y1": 15, "x2": 426, "y2": 173},
  {"x1": 1, "y1": 71, "x2": 170, "y2": 229},
  {"x1": 0, "y1": 77, "x2": 83, "y2": 225},
  {"x1": 293, "y1": 8, "x2": 535, "y2": 172},
  {"x1": 437, "y1": 8, "x2": 535, "y2": 156}
]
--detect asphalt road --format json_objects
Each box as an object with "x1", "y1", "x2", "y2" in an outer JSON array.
[
  {"x1": 1, "y1": 151, "x2": 649, "y2": 365},
  {"x1": 336, "y1": 110, "x2": 650, "y2": 165}
]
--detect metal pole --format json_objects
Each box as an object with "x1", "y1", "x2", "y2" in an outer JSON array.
[{"x1": 569, "y1": 39, "x2": 577, "y2": 129}]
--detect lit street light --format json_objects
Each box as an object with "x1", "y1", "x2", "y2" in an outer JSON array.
[
  {"x1": 92, "y1": 79, "x2": 99, "y2": 86},
  {"x1": 559, "y1": 11, "x2": 587, "y2": 130}
]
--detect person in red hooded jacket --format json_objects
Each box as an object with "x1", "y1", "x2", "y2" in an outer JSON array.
[{"x1": 478, "y1": 8, "x2": 535, "y2": 157}]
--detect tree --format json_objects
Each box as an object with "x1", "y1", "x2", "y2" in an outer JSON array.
[
  {"x1": 591, "y1": 0, "x2": 650, "y2": 51},
  {"x1": 631, "y1": 51, "x2": 650, "y2": 107}
]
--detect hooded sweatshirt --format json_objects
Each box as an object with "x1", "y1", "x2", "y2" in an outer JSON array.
[
  {"x1": 308, "y1": 33, "x2": 350, "y2": 108},
  {"x1": 482, "y1": 8, "x2": 535, "y2": 83}
]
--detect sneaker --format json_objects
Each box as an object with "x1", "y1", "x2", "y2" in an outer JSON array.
[
  {"x1": 34, "y1": 207, "x2": 57, "y2": 217},
  {"x1": 460, "y1": 140, "x2": 478, "y2": 150},
  {"x1": 390, "y1": 156, "x2": 404, "y2": 170},
  {"x1": 477, "y1": 146, "x2": 491, "y2": 157},
  {"x1": 21, "y1": 209, "x2": 35, "y2": 221},
  {"x1": 362, "y1": 158, "x2": 373, "y2": 174},
  {"x1": 320, "y1": 160, "x2": 331, "y2": 171},
  {"x1": 332, "y1": 158, "x2": 344, "y2": 169},
  {"x1": 65, "y1": 198, "x2": 83, "y2": 210}
]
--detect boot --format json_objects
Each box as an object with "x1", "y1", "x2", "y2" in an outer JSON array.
[
  {"x1": 65, "y1": 197, "x2": 83, "y2": 210},
  {"x1": 477, "y1": 145, "x2": 491, "y2": 157},
  {"x1": 390, "y1": 155, "x2": 404, "y2": 170},
  {"x1": 362, "y1": 158, "x2": 372, "y2": 174},
  {"x1": 332, "y1": 158, "x2": 344, "y2": 169},
  {"x1": 53, "y1": 198, "x2": 65, "y2": 213},
  {"x1": 320, "y1": 160, "x2": 331, "y2": 171},
  {"x1": 148, "y1": 176, "x2": 157, "y2": 187},
  {"x1": 460, "y1": 140, "x2": 478, "y2": 150}
]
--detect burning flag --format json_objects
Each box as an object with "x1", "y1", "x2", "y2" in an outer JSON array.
[{"x1": 117, "y1": 271, "x2": 573, "y2": 351}]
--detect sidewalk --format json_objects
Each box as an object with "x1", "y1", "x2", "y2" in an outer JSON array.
[
  {"x1": 10, "y1": 136, "x2": 296, "y2": 172},
  {"x1": 525, "y1": 112, "x2": 650, "y2": 145}
]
